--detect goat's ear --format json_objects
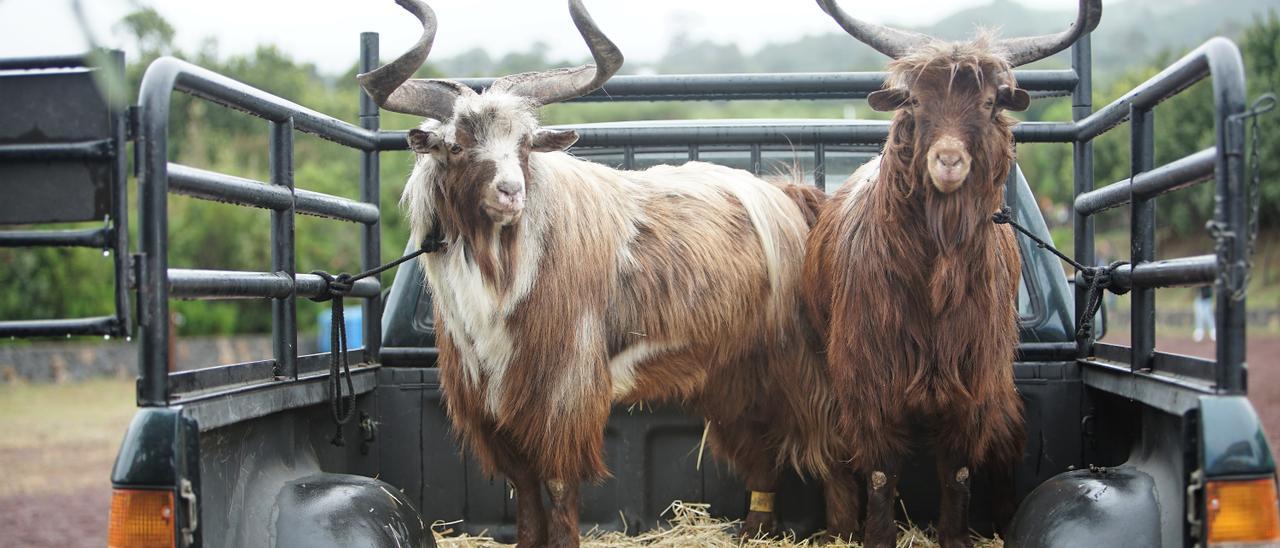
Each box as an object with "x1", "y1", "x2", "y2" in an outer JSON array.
[
  {"x1": 868, "y1": 88, "x2": 910, "y2": 112},
  {"x1": 997, "y1": 85, "x2": 1031, "y2": 112},
  {"x1": 532, "y1": 129, "x2": 579, "y2": 152},
  {"x1": 407, "y1": 129, "x2": 444, "y2": 154}
]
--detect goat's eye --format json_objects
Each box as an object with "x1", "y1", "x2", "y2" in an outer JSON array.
[
  {"x1": 448, "y1": 143, "x2": 463, "y2": 155},
  {"x1": 910, "y1": 97, "x2": 920, "y2": 107},
  {"x1": 984, "y1": 99, "x2": 995, "y2": 109}
]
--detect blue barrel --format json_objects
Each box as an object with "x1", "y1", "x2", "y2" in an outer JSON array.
[{"x1": 317, "y1": 305, "x2": 363, "y2": 352}]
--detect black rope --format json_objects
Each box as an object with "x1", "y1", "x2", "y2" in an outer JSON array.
[
  {"x1": 311, "y1": 227, "x2": 447, "y2": 446},
  {"x1": 992, "y1": 206, "x2": 1129, "y2": 341}
]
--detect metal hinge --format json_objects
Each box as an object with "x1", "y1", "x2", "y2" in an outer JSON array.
[
  {"x1": 179, "y1": 478, "x2": 198, "y2": 546},
  {"x1": 1186, "y1": 468, "x2": 1204, "y2": 545}
]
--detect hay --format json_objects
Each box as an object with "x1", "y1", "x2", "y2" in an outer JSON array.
[{"x1": 431, "y1": 500, "x2": 1004, "y2": 548}]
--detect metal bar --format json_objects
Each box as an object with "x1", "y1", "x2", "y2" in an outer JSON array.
[
  {"x1": 750, "y1": 144, "x2": 762, "y2": 175},
  {"x1": 1109, "y1": 255, "x2": 1217, "y2": 290},
  {"x1": 169, "y1": 269, "x2": 293, "y2": 299},
  {"x1": 1080, "y1": 359, "x2": 1211, "y2": 416},
  {"x1": 0, "y1": 316, "x2": 118, "y2": 338},
  {"x1": 168, "y1": 163, "x2": 294, "y2": 210},
  {"x1": 0, "y1": 140, "x2": 114, "y2": 161},
  {"x1": 1074, "y1": 147, "x2": 1216, "y2": 216},
  {"x1": 622, "y1": 145, "x2": 635, "y2": 169},
  {"x1": 1016, "y1": 342, "x2": 1078, "y2": 361},
  {"x1": 687, "y1": 144, "x2": 699, "y2": 162},
  {"x1": 270, "y1": 119, "x2": 297, "y2": 379},
  {"x1": 0, "y1": 53, "x2": 90, "y2": 70},
  {"x1": 110, "y1": 49, "x2": 132, "y2": 340},
  {"x1": 177, "y1": 365, "x2": 378, "y2": 432},
  {"x1": 294, "y1": 274, "x2": 380, "y2": 299},
  {"x1": 814, "y1": 142, "x2": 826, "y2": 189},
  {"x1": 450, "y1": 70, "x2": 1078, "y2": 102},
  {"x1": 168, "y1": 351, "x2": 357, "y2": 396},
  {"x1": 170, "y1": 162, "x2": 378, "y2": 223},
  {"x1": 167, "y1": 269, "x2": 381, "y2": 300},
  {"x1": 138, "y1": 59, "x2": 174, "y2": 406},
  {"x1": 139, "y1": 57, "x2": 376, "y2": 150},
  {"x1": 295, "y1": 189, "x2": 380, "y2": 224},
  {"x1": 0, "y1": 228, "x2": 109, "y2": 248},
  {"x1": 1214, "y1": 45, "x2": 1250, "y2": 395},
  {"x1": 1130, "y1": 106, "x2": 1156, "y2": 372},
  {"x1": 1076, "y1": 39, "x2": 1246, "y2": 142},
  {"x1": 359, "y1": 32, "x2": 384, "y2": 362},
  {"x1": 378, "y1": 121, "x2": 1074, "y2": 152},
  {"x1": 380, "y1": 346, "x2": 440, "y2": 367},
  {"x1": 1071, "y1": 34, "x2": 1095, "y2": 354}
]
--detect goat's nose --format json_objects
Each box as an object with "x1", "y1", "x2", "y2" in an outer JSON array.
[
  {"x1": 936, "y1": 150, "x2": 964, "y2": 168},
  {"x1": 496, "y1": 180, "x2": 522, "y2": 196}
]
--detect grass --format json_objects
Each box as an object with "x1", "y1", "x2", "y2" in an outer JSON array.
[{"x1": 0, "y1": 378, "x2": 135, "y2": 497}]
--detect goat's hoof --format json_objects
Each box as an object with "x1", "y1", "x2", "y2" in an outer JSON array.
[{"x1": 739, "y1": 510, "x2": 778, "y2": 539}]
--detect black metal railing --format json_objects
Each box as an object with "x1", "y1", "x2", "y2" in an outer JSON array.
[
  {"x1": 1068, "y1": 37, "x2": 1249, "y2": 395},
  {"x1": 135, "y1": 53, "x2": 386, "y2": 406},
  {"x1": 130, "y1": 28, "x2": 1250, "y2": 408},
  {"x1": 0, "y1": 52, "x2": 132, "y2": 339}
]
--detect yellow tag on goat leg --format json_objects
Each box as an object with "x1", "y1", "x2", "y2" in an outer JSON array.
[{"x1": 749, "y1": 491, "x2": 775, "y2": 513}]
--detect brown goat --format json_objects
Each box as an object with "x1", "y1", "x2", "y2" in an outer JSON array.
[
  {"x1": 362, "y1": 1, "x2": 854, "y2": 545},
  {"x1": 804, "y1": 1, "x2": 1101, "y2": 547}
]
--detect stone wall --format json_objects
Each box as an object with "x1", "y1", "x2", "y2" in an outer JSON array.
[{"x1": 0, "y1": 335, "x2": 277, "y2": 384}]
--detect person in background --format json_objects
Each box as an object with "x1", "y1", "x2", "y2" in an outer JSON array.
[{"x1": 1193, "y1": 285, "x2": 1216, "y2": 342}]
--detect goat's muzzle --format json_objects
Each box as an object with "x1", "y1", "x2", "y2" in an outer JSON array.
[{"x1": 927, "y1": 136, "x2": 971, "y2": 193}]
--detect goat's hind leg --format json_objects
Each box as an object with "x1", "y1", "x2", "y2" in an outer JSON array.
[{"x1": 705, "y1": 417, "x2": 783, "y2": 539}]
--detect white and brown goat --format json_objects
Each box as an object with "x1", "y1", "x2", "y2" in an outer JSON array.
[{"x1": 361, "y1": 1, "x2": 854, "y2": 545}]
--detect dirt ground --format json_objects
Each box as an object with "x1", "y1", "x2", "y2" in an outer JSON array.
[{"x1": 0, "y1": 336, "x2": 1278, "y2": 547}]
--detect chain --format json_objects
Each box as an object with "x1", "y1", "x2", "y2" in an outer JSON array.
[{"x1": 1220, "y1": 93, "x2": 1276, "y2": 301}]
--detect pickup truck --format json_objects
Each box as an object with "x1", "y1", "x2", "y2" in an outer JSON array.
[{"x1": 0, "y1": 25, "x2": 1274, "y2": 548}]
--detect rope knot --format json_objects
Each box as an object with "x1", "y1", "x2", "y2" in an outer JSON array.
[
  {"x1": 991, "y1": 206, "x2": 1013, "y2": 225},
  {"x1": 1076, "y1": 260, "x2": 1130, "y2": 340}
]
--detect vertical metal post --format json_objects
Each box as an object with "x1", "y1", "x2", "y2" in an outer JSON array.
[
  {"x1": 750, "y1": 144, "x2": 762, "y2": 175},
  {"x1": 1215, "y1": 65, "x2": 1249, "y2": 394},
  {"x1": 360, "y1": 32, "x2": 383, "y2": 361},
  {"x1": 687, "y1": 144, "x2": 699, "y2": 162},
  {"x1": 623, "y1": 145, "x2": 635, "y2": 170},
  {"x1": 137, "y1": 66, "x2": 173, "y2": 406},
  {"x1": 270, "y1": 118, "x2": 297, "y2": 379},
  {"x1": 109, "y1": 49, "x2": 132, "y2": 337},
  {"x1": 814, "y1": 142, "x2": 826, "y2": 190},
  {"x1": 1130, "y1": 105, "x2": 1155, "y2": 371},
  {"x1": 1071, "y1": 35, "x2": 1095, "y2": 356}
]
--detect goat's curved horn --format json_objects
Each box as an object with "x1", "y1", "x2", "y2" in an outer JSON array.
[
  {"x1": 997, "y1": 0, "x2": 1102, "y2": 66},
  {"x1": 357, "y1": 0, "x2": 473, "y2": 119},
  {"x1": 814, "y1": 0, "x2": 935, "y2": 60},
  {"x1": 489, "y1": 0, "x2": 623, "y2": 105}
]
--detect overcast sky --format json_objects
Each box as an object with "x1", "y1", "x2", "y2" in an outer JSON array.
[{"x1": 1, "y1": 0, "x2": 1113, "y2": 75}]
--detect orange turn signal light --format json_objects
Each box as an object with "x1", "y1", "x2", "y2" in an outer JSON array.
[
  {"x1": 1206, "y1": 477, "x2": 1280, "y2": 546},
  {"x1": 107, "y1": 488, "x2": 175, "y2": 548}
]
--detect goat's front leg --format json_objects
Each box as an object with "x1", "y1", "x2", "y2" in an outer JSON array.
[
  {"x1": 935, "y1": 450, "x2": 973, "y2": 548},
  {"x1": 491, "y1": 436, "x2": 547, "y2": 548},
  {"x1": 863, "y1": 458, "x2": 901, "y2": 548},
  {"x1": 741, "y1": 475, "x2": 780, "y2": 539},
  {"x1": 824, "y1": 462, "x2": 863, "y2": 542},
  {"x1": 545, "y1": 478, "x2": 581, "y2": 548}
]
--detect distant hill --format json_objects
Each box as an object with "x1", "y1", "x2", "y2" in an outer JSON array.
[{"x1": 424, "y1": 0, "x2": 1275, "y2": 81}]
